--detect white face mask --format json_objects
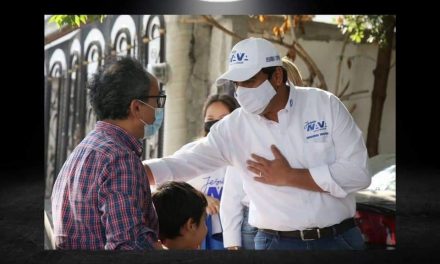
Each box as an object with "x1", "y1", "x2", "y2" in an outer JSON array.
[{"x1": 235, "y1": 80, "x2": 276, "y2": 114}]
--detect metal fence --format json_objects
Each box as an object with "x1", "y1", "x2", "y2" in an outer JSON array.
[{"x1": 44, "y1": 15, "x2": 166, "y2": 198}]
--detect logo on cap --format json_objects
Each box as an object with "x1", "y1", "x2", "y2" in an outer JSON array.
[
  {"x1": 266, "y1": 55, "x2": 280, "y2": 62},
  {"x1": 230, "y1": 50, "x2": 248, "y2": 65}
]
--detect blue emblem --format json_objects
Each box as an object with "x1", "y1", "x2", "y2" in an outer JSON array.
[
  {"x1": 304, "y1": 120, "x2": 329, "y2": 139},
  {"x1": 230, "y1": 51, "x2": 249, "y2": 64}
]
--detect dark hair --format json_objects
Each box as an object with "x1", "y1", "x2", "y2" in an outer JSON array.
[
  {"x1": 152, "y1": 181, "x2": 207, "y2": 241},
  {"x1": 202, "y1": 94, "x2": 240, "y2": 119},
  {"x1": 261, "y1": 66, "x2": 288, "y2": 84},
  {"x1": 88, "y1": 57, "x2": 151, "y2": 120}
]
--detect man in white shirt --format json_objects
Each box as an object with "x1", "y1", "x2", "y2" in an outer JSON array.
[{"x1": 144, "y1": 37, "x2": 371, "y2": 250}]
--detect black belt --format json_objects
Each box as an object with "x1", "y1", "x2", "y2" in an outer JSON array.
[{"x1": 260, "y1": 218, "x2": 356, "y2": 241}]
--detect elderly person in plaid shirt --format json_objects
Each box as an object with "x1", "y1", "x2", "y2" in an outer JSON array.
[{"x1": 51, "y1": 57, "x2": 167, "y2": 250}]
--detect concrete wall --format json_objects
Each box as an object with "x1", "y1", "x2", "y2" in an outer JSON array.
[
  {"x1": 163, "y1": 15, "x2": 213, "y2": 155},
  {"x1": 208, "y1": 16, "x2": 234, "y2": 95},
  {"x1": 185, "y1": 20, "x2": 212, "y2": 142}
]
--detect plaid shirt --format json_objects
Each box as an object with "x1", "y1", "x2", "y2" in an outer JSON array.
[{"x1": 51, "y1": 121, "x2": 159, "y2": 250}]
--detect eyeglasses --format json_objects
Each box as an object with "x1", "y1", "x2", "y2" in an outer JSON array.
[{"x1": 144, "y1": 92, "x2": 167, "y2": 108}]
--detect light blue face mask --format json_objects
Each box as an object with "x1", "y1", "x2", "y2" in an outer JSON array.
[{"x1": 138, "y1": 100, "x2": 164, "y2": 139}]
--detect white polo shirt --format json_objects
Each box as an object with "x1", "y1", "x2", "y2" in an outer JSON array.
[{"x1": 146, "y1": 84, "x2": 371, "y2": 231}]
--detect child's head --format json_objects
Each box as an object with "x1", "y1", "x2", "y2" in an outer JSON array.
[{"x1": 152, "y1": 181, "x2": 208, "y2": 249}]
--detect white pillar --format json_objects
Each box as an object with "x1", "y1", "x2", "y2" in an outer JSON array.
[{"x1": 163, "y1": 15, "x2": 194, "y2": 156}]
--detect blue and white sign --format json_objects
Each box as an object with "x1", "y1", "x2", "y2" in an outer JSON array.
[{"x1": 304, "y1": 120, "x2": 329, "y2": 140}]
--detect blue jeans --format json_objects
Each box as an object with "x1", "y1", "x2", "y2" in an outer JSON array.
[
  {"x1": 241, "y1": 206, "x2": 258, "y2": 249},
  {"x1": 254, "y1": 226, "x2": 365, "y2": 250},
  {"x1": 201, "y1": 214, "x2": 224, "y2": 250}
]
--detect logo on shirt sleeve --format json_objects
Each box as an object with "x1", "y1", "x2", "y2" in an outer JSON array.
[{"x1": 304, "y1": 120, "x2": 329, "y2": 140}]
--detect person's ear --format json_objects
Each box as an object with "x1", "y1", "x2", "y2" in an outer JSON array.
[
  {"x1": 129, "y1": 99, "x2": 142, "y2": 118},
  {"x1": 188, "y1": 218, "x2": 198, "y2": 231},
  {"x1": 181, "y1": 218, "x2": 195, "y2": 235},
  {"x1": 272, "y1": 67, "x2": 284, "y2": 87}
]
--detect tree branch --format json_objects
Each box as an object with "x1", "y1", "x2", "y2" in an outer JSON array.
[
  {"x1": 349, "y1": 104, "x2": 357, "y2": 114},
  {"x1": 337, "y1": 80, "x2": 350, "y2": 98},
  {"x1": 202, "y1": 15, "x2": 244, "y2": 40},
  {"x1": 340, "y1": 90, "x2": 369, "y2": 101},
  {"x1": 294, "y1": 42, "x2": 327, "y2": 90},
  {"x1": 335, "y1": 34, "x2": 350, "y2": 96}
]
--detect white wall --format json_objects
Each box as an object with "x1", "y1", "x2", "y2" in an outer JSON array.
[{"x1": 208, "y1": 17, "x2": 234, "y2": 95}]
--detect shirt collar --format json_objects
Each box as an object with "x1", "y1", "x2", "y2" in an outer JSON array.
[
  {"x1": 95, "y1": 121, "x2": 143, "y2": 156},
  {"x1": 284, "y1": 81, "x2": 296, "y2": 112}
]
